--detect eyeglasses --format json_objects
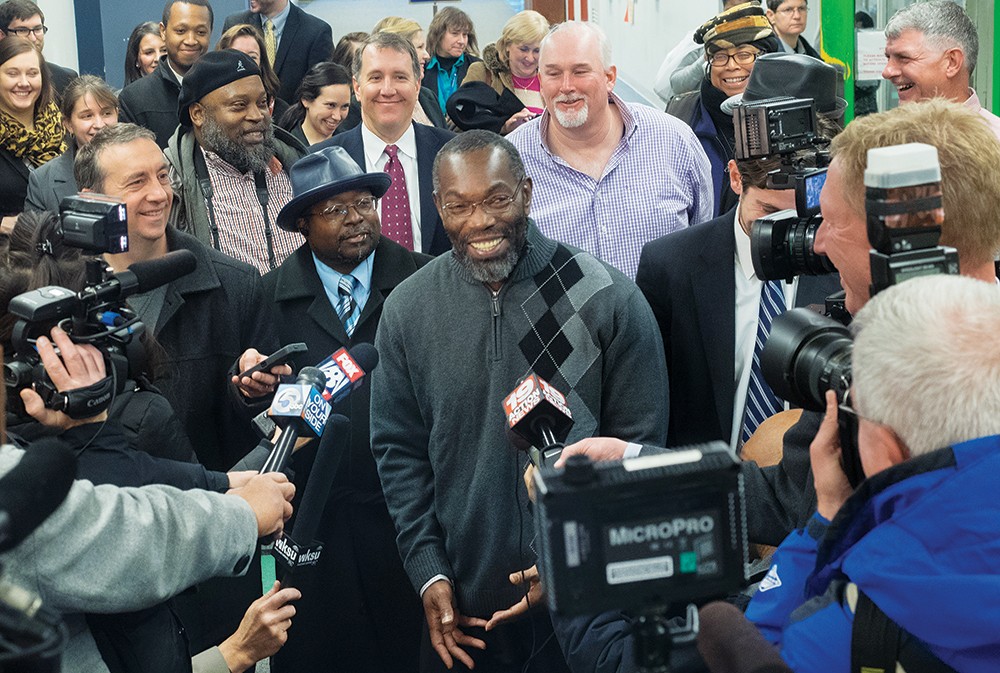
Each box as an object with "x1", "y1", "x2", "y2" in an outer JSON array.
[
  {"x1": 311, "y1": 196, "x2": 378, "y2": 222},
  {"x1": 5, "y1": 24, "x2": 48, "y2": 37},
  {"x1": 776, "y1": 5, "x2": 808, "y2": 15},
  {"x1": 439, "y1": 178, "x2": 525, "y2": 219},
  {"x1": 710, "y1": 50, "x2": 760, "y2": 67}
]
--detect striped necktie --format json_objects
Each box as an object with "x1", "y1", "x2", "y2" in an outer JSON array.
[
  {"x1": 741, "y1": 280, "x2": 786, "y2": 445},
  {"x1": 336, "y1": 274, "x2": 358, "y2": 337},
  {"x1": 263, "y1": 19, "x2": 277, "y2": 66}
]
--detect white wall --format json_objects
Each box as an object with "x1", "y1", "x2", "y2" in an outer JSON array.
[{"x1": 39, "y1": 0, "x2": 79, "y2": 71}]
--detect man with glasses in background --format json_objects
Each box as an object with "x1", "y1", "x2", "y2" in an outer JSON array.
[
  {"x1": 765, "y1": 0, "x2": 819, "y2": 58},
  {"x1": 261, "y1": 145, "x2": 429, "y2": 673},
  {"x1": 0, "y1": 0, "x2": 77, "y2": 96}
]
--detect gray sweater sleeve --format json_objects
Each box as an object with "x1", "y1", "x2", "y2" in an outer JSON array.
[
  {"x1": 0, "y1": 445, "x2": 258, "y2": 615},
  {"x1": 370, "y1": 303, "x2": 454, "y2": 593},
  {"x1": 597, "y1": 286, "x2": 670, "y2": 446}
]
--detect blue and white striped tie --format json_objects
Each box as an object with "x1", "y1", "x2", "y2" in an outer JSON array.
[
  {"x1": 741, "y1": 280, "x2": 786, "y2": 445},
  {"x1": 336, "y1": 275, "x2": 358, "y2": 337}
]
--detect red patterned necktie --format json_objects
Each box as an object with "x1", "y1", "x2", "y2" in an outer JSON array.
[{"x1": 381, "y1": 144, "x2": 414, "y2": 251}]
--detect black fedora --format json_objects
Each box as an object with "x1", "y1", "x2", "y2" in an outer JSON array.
[
  {"x1": 276, "y1": 146, "x2": 392, "y2": 232},
  {"x1": 721, "y1": 52, "x2": 848, "y2": 119}
]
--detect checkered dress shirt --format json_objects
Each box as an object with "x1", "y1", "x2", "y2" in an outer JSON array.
[
  {"x1": 507, "y1": 92, "x2": 714, "y2": 279},
  {"x1": 202, "y1": 149, "x2": 303, "y2": 273}
]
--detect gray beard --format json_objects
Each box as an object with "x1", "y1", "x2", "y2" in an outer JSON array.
[
  {"x1": 201, "y1": 116, "x2": 276, "y2": 174},
  {"x1": 451, "y1": 216, "x2": 529, "y2": 285}
]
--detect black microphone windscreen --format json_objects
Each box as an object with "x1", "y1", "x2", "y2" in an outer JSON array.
[
  {"x1": 128, "y1": 249, "x2": 197, "y2": 294},
  {"x1": 0, "y1": 438, "x2": 77, "y2": 552},
  {"x1": 697, "y1": 601, "x2": 792, "y2": 673},
  {"x1": 296, "y1": 366, "x2": 327, "y2": 392},
  {"x1": 289, "y1": 414, "x2": 350, "y2": 548},
  {"x1": 347, "y1": 343, "x2": 379, "y2": 374}
]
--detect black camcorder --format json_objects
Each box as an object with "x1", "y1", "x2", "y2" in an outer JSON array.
[
  {"x1": 732, "y1": 96, "x2": 837, "y2": 283},
  {"x1": 3, "y1": 195, "x2": 196, "y2": 422}
]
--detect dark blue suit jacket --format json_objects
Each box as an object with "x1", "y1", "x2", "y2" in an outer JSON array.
[
  {"x1": 223, "y1": 3, "x2": 333, "y2": 103},
  {"x1": 312, "y1": 122, "x2": 455, "y2": 256},
  {"x1": 635, "y1": 209, "x2": 842, "y2": 448}
]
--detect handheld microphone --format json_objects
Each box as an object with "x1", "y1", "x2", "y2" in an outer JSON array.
[
  {"x1": 261, "y1": 367, "x2": 331, "y2": 475},
  {"x1": 502, "y1": 373, "x2": 574, "y2": 468},
  {"x1": 0, "y1": 438, "x2": 77, "y2": 553},
  {"x1": 315, "y1": 343, "x2": 379, "y2": 404},
  {"x1": 273, "y1": 414, "x2": 351, "y2": 588},
  {"x1": 696, "y1": 601, "x2": 792, "y2": 673}
]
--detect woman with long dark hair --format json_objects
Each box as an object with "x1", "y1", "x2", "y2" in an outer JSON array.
[
  {"x1": 124, "y1": 22, "x2": 166, "y2": 85},
  {"x1": 278, "y1": 61, "x2": 352, "y2": 146}
]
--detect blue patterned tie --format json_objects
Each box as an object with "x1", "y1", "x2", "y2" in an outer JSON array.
[
  {"x1": 336, "y1": 275, "x2": 358, "y2": 337},
  {"x1": 741, "y1": 280, "x2": 786, "y2": 445}
]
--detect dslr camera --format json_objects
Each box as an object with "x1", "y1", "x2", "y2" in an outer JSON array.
[{"x1": 759, "y1": 143, "x2": 959, "y2": 485}]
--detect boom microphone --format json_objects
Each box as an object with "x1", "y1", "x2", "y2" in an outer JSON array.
[
  {"x1": 0, "y1": 438, "x2": 77, "y2": 553},
  {"x1": 261, "y1": 367, "x2": 331, "y2": 475},
  {"x1": 273, "y1": 414, "x2": 351, "y2": 588},
  {"x1": 77, "y1": 249, "x2": 198, "y2": 305},
  {"x1": 503, "y1": 373, "x2": 574, "y2": 467},
  {"x1": 696, "y1": 601, "x2": 792, "y2": 673}
]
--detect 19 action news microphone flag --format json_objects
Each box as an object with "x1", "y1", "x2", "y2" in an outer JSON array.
[{"x1": 503, "y1": 373, "x2": 574, "y2": 468}]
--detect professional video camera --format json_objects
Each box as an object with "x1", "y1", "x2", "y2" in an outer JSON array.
[
  {"x1": 3, "y1": 195, "x2": 196, "y2": 422},
  {"x1": 533, "y1": 443, "x2": 748, "y2": 671},
  {"x1": 758, "y1": 143, "x2": 959, "y2": 486},
  {"x1": 730, "y1": 96, "x2": 837, "y2": 283}
]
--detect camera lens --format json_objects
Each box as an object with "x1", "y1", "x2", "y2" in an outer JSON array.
[
  {"x1": 751, "y1": 213, "x2": 837, "y2": 281},
  {"x1": 760, "y1": 308, "x2": 852, "y2": 412}
]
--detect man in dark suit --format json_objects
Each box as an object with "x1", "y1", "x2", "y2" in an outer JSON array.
[
  {"x1": 118, "y1": 0, "x2": 213, "y2": 148},
  {"x1": 222, "y1": 0, "x2": 332, "y2": 104},
  {"x1": 313, "y1": 31, "x2": 454, "y2": 256},
  {"x1": 636, "y1": 153, "x2": 841, "y2": 450},
  {"x1": 0, "y1": 0, "x2": 77, "y2": 97},
  {"x1": 263, "y1": 145, "x2": 428, "y2": 673}
]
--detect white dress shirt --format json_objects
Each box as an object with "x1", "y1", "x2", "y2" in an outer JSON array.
[
  {"x1": 731, "y1": 210, "x2": 798, "y2": 451},
  {"x1": 360, "y1": 123, "x2": 422, "y2": 252}
]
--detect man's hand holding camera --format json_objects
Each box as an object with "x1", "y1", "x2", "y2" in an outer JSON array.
[
  {"x1": 810, "y1": 390, "x2": 857, "y2": 521},
  {"x1": 21, "y1": 326, "x2": 110, "y2": 430}
]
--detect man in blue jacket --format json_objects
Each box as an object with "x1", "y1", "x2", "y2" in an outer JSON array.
[
  {"x1": 745, "y1": 274, "x2": 1000, "y2": 672},
  {"x1": 551, "y1": 274, "x2": 1000, "y2": 673}
]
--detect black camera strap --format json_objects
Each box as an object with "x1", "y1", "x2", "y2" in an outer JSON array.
[
  {"x1": 193, "y1": 148, "x2": 278, "y2": 271},
  {"x1": 37, "y1": 374, "x2": 115, "y2": 419},
  {"x1": 850, "y1": 586, "x2": 957, "y2": 673},
  {"x1": 253, "y1": 169, "x2": 277, "y2": 271}
]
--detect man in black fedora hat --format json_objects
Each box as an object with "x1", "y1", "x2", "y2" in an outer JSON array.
[
  {"x1": 635, "y1": 52, "x2": 842, "y2": 453},
  {"x1": 165, "y1": 48, "x2": 306, "y2": 275},
  {"x1": 261, "y1": 145, "x2": 429, "y2": 673}
]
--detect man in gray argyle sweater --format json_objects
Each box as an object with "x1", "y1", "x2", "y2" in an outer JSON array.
[{"x1": 371, "y1": 130, "x2": 668, "y2": 673}]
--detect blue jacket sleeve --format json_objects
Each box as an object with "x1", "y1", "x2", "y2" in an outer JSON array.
[
  {"x1": 551, "y1": 610, "x2": 638, "y2": 673},
  {"x1": 745, "y1": 513, "x2": 829, "y2": 647}
]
